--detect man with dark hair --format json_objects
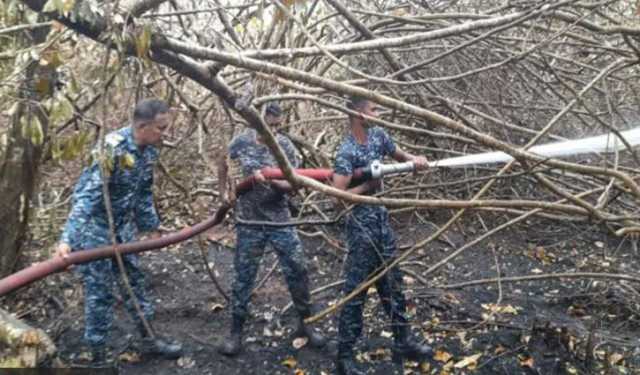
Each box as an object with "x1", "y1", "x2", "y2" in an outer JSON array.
[
  {"x1": 54, "y1": 98, "x2": 182, "y2": 367},
  {"x1": 218, "y1": 102, "x2": 326, "y2": 356},
  {"x1": 332, "y1": 96, "x2": 433, "y2": 375}
]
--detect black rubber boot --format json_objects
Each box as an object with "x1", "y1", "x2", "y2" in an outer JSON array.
[
  {"x1": 136, "y1": 321, "x2": 183, "y2": 359},
  {"x1": 89, "y1": 346, "x2": 113, "y2": 368},
  {"x1": 392, "y1": 326, "x2": 433, "y2": 363},
  {"x1": 294, "y1": 317, "x2": 327, "y2": 348},
  {"x1": 336, "y1": 357, "x2": 367, "y2": 375},
  {"x1": 139, "y1": 337, "x2": 183, "y2": 359},
  {"x1": 219, "y1": 316, "x2": 244, "y2": 356},
  {"x1": 218, "y1": 331, "x2": 242, "y2": 356}
]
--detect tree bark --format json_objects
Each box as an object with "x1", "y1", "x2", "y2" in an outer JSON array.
[
  {"x1": 0, "y1": 307, "x2": 56, "y2": 367},
  {"x1": 0, "y1": 23, "x2": 51, "y2": 277}
]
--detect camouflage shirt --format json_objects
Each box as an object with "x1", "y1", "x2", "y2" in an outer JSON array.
[
  {"x1": 334, "y1": 126, "x2": 396, "y2": 220},
  {"x1": 229, "y1": 128, "x2": 300, "y2": 223},
  {"x1": 60, "y1": 126, "x2": 160, "y2": 250}
]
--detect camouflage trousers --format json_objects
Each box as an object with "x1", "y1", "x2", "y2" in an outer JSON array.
[
  {"x1": 337, "y1": 208, "x2": 408, "y2": 358},
  {"x1": 231, "y1": 225, "x2": 312, "y2": 332},
  {"x1": 78, "y1": 252, "x2": 154, "y2": 349}
]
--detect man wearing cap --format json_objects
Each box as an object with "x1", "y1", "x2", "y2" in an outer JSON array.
[{"x1": 218, "y1": 102, "x2": 326, "y2": 356}]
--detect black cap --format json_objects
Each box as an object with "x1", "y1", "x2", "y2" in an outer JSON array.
[{"x1": 265, "y1": 102, "x2": 282, "y2": 117}]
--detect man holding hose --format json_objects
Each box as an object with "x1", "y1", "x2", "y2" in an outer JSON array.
[
  {"x1": 54, "y1": 99, "x2": 182, "y2": 367},
  {"x1": 332, "y1": 96, "x2": 433, "y2": 375},
  {"x1": 218, "y1": 102, "x2": 326, "y2": 356}
]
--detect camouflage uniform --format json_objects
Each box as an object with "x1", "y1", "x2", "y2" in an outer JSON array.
[
  {"x1": 334, "y1": 127, "x2": 409, "y2": 359},
  {"x1": 60, "y1": 126, "x2": 159, "y2": 350},
  {"x1": 228, "y1": 129, "x2": 312, "y2": 331}
]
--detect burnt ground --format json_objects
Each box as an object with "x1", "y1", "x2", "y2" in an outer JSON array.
[{"x1": 3, "y1": 212, "x2": 640, "y2": 375}]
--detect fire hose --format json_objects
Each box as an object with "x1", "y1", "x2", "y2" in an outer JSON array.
[
  {"x1": 1, "y1": 126, "x2": 638, "y2": 296},
  {"x1": 0, "y1": 166, "x2": 376, "y2": 296}
]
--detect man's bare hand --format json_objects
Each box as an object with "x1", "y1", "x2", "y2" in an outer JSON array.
[
  {"x1": 365, "y1": 178, "x2": 382, "y2": 193},
  {"x1": 412, "y1": 155, "x2": 429, "y2": 170},
  {"x1": 253, "y1": 169, "x2": 266, "y2": 183},
  {"x1": 54, "y1": 242, "x2": 71, "y2": 259}
]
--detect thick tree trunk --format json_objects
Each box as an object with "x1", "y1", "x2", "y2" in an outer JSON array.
[
  {"x1": 0, "y1": 307, "x2": 56, "y2": 367},
  {"x1": 0, "y1": 24, "x2": 51, "y2": 277}
]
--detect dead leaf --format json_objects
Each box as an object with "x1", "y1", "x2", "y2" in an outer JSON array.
[
  {"x1": 519, "y1": 355, "x2": 534, "y2": 368},
  {"x1": 420, "y1": 361, "x2": 431, "y2": 373},
  {"x1": 609, "y1": 353, "x2": 624, "y2": 365},
  {"x1": 209, "y1": 303, "x2": 224, "y2": 312},
  {"x1": 453, "y1": 353, "x2": 482, "y2": 369},
  {"x1": 369, "y1": 348, "x2": 390, "y2": 361},
  {"x1": 282, "y1": 357, "x2": 297, "y2": 368},
  {"x1": 294, "y1": 369, "x2": 305, "y2": 375},
  {"x1": 434, "y1": 350, "x2": 452, "y2": 363},
  {"x1": 403, "y1": 276, "x2": 416, "y2": 285},
  {"x1": 380, "y1": 330, "x2": 393, "y2": 338},
  {"x1": 292, "y1": 337, "x2": 308, "y2": 349},
  {"x1": 118, "y1": 352, "x2": 141, "y2": 363},
  {"x1": 177, "y1": 356, "x2": 195, "y2": 368},
  {"x1": 481, "y1": 303, "x2": 519, "y2": 315}
]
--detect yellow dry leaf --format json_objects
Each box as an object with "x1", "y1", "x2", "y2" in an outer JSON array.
[
  {"x1": 420, "y1": 361, "x2": 431, "y2": 373},
  {"x1": 380, "y1": 330, "x2": 393, "y2": 338},
  {"x1": 481, "y1": 303, "x2": 519, "y2": 314},
  {"x1": 453, "y1": 353, "x2": 482, "y2": 369},
  {"x1": 292, "y1": 337, "x2": 308, "y2": 349},
  {"x1": 369, "y1": 348, "x2": 390, "y2": 361},
  {"x1": 519, "y1": 356, "x2": 534, "y2": 368},
  {"x1": 440, "y1": 360, "x2": 454, "y2": 375},
  {"x1": 609, "y1": 353, "x2": 624, "y2": 365},
  {"x1": 177, "y1": 356, "x2": 195, "y2": 368},
  {"x1": 282, "y1": 357, "x2": 297, "y2": 368},
  {"x1": 434, "y1": 350, "x2": 452, "y2": 363},
  {"x1": 494, "y1": 345, "x2": 507, "y2": 355},
  {"x1": 118, "y1": 351, "x2": 141, "y2": 363},
  {"x1": 294, "y1": 369, "x2": 305, "y2": 375}
]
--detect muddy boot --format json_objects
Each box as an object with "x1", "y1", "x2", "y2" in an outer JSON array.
[
  {"x1": 393, "y1": 335, "x2": 433, "y2": 363},
  {"x1": 219, "y1": 331, "x2": 242, "y2": 356},
  {"x1": 219, "y1": 315, "x2": 244, "y2": 357},
  {"x1": 391, "y1": 351, "x2": 405, "y2": 375},
  {"x1": 294, "y1": 317, "x2": 327, "y2": 348},
  {"x1": 336, "y1": 356, "x2": 366, "y2": 375},
  {"x1": 136, "y1": 321, "x2": 183, "y2": 359},
  {"x1": 139, "y1": 337, "x2": 183, "y2": 359},
  {"x1": 89, "y1": 346, "x2": 113, "y2": 368}
]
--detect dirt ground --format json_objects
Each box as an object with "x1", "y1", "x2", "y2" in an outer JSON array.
[{"x1": 3, "y1": 212, "x2": 640, "y2": 374}]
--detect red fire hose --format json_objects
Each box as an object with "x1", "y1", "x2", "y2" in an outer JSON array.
[{"x1": 0, "y1": 167, "x2": 365, "y2": 297}]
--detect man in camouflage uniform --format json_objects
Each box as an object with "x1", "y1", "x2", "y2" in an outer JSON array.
[
  {"x1": 54, "y1": 99, "x2": 182, "y2": 366},
  {"x1": 332, "y1": 96, "x2": 433, "y2": 375},
  {"x1": 219, "y1": 103, "x2": 326, "y2": 356}
]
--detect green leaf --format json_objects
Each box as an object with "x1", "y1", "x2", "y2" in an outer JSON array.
[
  {"x1": 42, "y1": 0, "x2": 57, "y2": 13},
  {"x1": 62, "y1": 0, "x2": 75, "y2": 17},
  {"x1": 5, "y1": 0, "x2": 19, "y2": 25},
  {"x1": 136, "y1": 24, "x2": 152, "y2": 60},
  {"x1": 20, "y1": 115, "x2": 44, "y2": 146},
  {"x1": 68, "y1": 71, "x2": 80, "y2": 94},
  {"x1": 31, "y1": 117, "x2": 44, "y2": 146},
  {"x1": 49, "y1": 95, "x2": 74, "y2": 124},
  {"x1": 119, "y1": 152, "x2": 135, "y2": 169},
  {"x1": 51, "y1": 138, "x2": 63, "y2": 161}
]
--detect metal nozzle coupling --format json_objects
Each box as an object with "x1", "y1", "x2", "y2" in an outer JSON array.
[{"x1": 369, "y1": 160, "x2": 415, "y2": 179}]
